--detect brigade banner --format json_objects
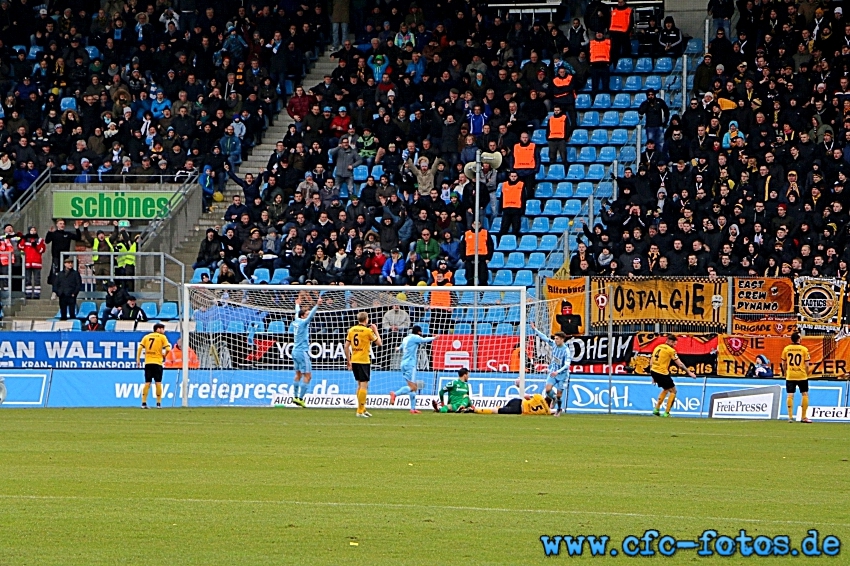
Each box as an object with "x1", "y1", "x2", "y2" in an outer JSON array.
[
  {"x1": 628, "y1": 333, "x2": 718, "y2": 377},
  {"x1": 717, "y1": 335, "x2": 850, "y2": 378},
  {"x1": 590, "y1": 278, "x2": 727, "y2": 326},
  {"x1": 795, "y1": 277, "x2": 846, "y2": 330},
  {"x1": 730, "y1": 318, "x2": 797, "y2": 336},
  {"x1": 544, "y1": 277, "x2": 587, "y2": 335}
]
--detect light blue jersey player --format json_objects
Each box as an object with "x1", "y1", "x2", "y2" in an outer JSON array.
[
  {"x1": 531, "y1": 322, "x2": 573, "y2": 416},
  {"x1": 389, "y1": 325, "x2": 436, "y2": 413},
  {"x1": 291, "y1": 298, "x2": 321, "y2": 407}
]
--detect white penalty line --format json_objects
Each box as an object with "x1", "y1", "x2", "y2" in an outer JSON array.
[{"x1": 1, "y1": 494, "x2": 848, "y2": 528}]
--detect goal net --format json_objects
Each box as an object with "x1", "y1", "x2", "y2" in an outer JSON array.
[{"x1": 180, "y1": 284, "x2": 556, "y2": 410}]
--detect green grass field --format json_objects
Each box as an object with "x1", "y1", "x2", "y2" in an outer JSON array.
[{"x1": 1, "y1": 408, "x2": 848, "y2": 564}]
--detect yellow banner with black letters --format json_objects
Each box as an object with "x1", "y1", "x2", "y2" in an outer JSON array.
[{"x1": 590, "y1": 278, "x2": 728, "y2": 326}]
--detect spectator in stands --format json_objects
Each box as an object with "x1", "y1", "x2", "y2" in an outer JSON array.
[
  {"x1": 45, "y1": 220, "x2": 81, "y2": 296},
  {"x1": 120, "y1": 296, "x2": 148, "y2": 323},
  {"x1": 18, "y1": 226, "x2": 46, "y2": 300},
  {"x1": 83, "y1": 312, "x2": 103, "y2": 332},
  {"x1": 53, "y1": 258, "x2": 82, "y2": 321}
]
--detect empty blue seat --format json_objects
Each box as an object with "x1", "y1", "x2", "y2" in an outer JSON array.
[
  {"x1": 159, "y1": 302, "x2": 179, "y2": 320},
  {"x1": 547, "y1": 252, "x2": 565, "y2": 269},
  {"x1": 542, "y1": 164, "x2": 563, "y2": 181},
  {"x1": 580, "y1": 111, "x2": 599, "y2": 127},
  {"x1": 608, "y1": 76, "x2": 622, "y2": 91},
  {"x1": 587, "y1": 164, "x2": 605, "y2": 181},
  {"x1": 105, "y1": 319, "x2": 117, "y2": 331},
  {"x1": 563, "y1": 199, "x2": 582, "y2": 216},
  {"x1": 353, "y1": 165, "x2": 369, "y2": 182},
  {"x1": 554, "y1": 182, "x2": 573, "y2": 198},
  {"x1": 539, "y1": 234, "x2": 559, "y2": 251},
  {"x1": 141, "y1": 302, "x2": 159, "y2": 319},
  {"x1": 615, "y1": 58, "x2": 633, "y2": 73},
  {"x1": 495, "y1": 323, "x2": 514, "y2": 335},
  {"x1": 575, "y1": 94, "x2": 591, "y2": 109},
  {"x1": 597, "y1": 182, "x2": 614, "y2": 198},
  {"x1": 506, "y1": 252, "x2": 526, "y2": 269},
  {"x1": 531, "y1": 217, "x2": 550, "y2": 233},
  {"x1": 27, "y1": 46, "x2": 43, "y2": 61},
  {"x1": 204, "y1": 320, "x2": 224, "y2": 333},
  {"x1": 577, "y1": 147, "x2": 596, "y2": 163},
  {"x1": 566, "y1": 164, "x2": 585, "y2": 181},
  {"x1": 600, "y1": 111, "x2": 619, "y2": 127},
  {"x1": 567, "y1": 147, "x2": 577, "y2": 162},
  {"x1": 489, "y1": 251, "x2": 505, "y2": 269},
  {"x1": 270, "y1": 268, "x2": 290, "y2": 284},
  {"x1": 491, "y1": 217, "x2": 501, "y2": 233},
  {"x1": 575, "y1": 182, "x2": 594, "y2": 197},
  {"x1": 370, "y1": 164, "x2": 384, "y2": 178},
  {"x1": 484, "y1": 306, "x2": 504, "y2": 323},
  {"x1": 459, "y1": 292, "x2": 475, "y2": 306},
  {"x1": 673, "y1": 58, "x2": 683, "y2": 72},
  {"x1": 77, "y1": 301, "x2": 97, "y2": 319},
  {"x1": 535, "y1": 182, "x2": 554, "y2": 198},
  {"x1": 654, "y1": 57, "x2": 673, "y2": 73},
  {"x1": 85, "y1": 46, "x2": 100, "y2": 60},
  {"x1": 493, "y1": 270, "x2": 513, "y2": 286},
  {"x1": 525, "y1": 199, "x2": 542, "y2": 216},
  {"x1": 227, "y1": 321, "x2": 246, "y2": 333},
  {"x1": 497, "y1": 235, "x2": 517, "y2": 251},
  {"x1": 517, "y1": 235, "x2": 538, "y2": 251},
  {"x1": 513, "y1": 270, "x2": 533, "y2": 287},
  {"x1": 191, "y1": 268, "x2": 210, "y2": 283},
  {"x1": 598, "y1": 146, "x2": 617, "y2": 162},
  {"x1": 454, "y1": 323, "x2": 473, "y2": 334},
  {"x1": 267, "y1": 320, "x2": 288, "y2": 333},
  {"x1": 589, "y1": 129, "x2": 608, "y2": 145},
  {"x1": 12, "y1": 45, "x2": 25, "y2": 55},
  {"x1": 635, "y1": 57, "x2": 653, "y2": 73},
  {"x1": 477, "y1": 323, "x2": 493, "y2": 335},
  {"x1": 550, "y1": 217, "x2": 570, "y2": 234},
  {"x1": 644, "y1": 75, "x2": 662, "y2": 90},
  {"x1": 621, "y1": 111, "x2": 640, "y2": 127},
  {"x1": 592, "y1": 93, "x2": 611, "y2": 109},
  {"x1": 539, "y1": 146, "x2": 550, "y2": 163},
  {"x1": 542, "y1": 200, "x2": 562, "y2": 216},
  {"x1": 623, "y1": 76, "x2": 642, "y2": 91},
  {"x1": 569, "y1": 129, "x2": 588, "y2": 145},
  {"x1": 60, "y1": 97, "x2": 77, "y2": 112},
  {"x1": 612, "y1": 93, "x2": 631, "y2": 109},
  {"x1": 685, "y1": 38, "x2": 704, "y2": 54},
  {"x1": 535, "y1": 168, "x2": 547, "y2": 181},
  {"x1": 611, "y1": 129, "x2": 629, "y2": 145},
  {"x1": 526, "y1": 252, "x2": 546, "y2": 269},
  {"x1": 252, "y1": 268, "x2": 271, "y2": 283},
  {"x1": 633, "y1": 93, "x2": 647, "y2": 108},
  {"x1": 454, "y1": 270, "x2": 467, "y2": 285},
  {"x1": 619, "y1": 147, "x2": 637, "y2": 163},
  {"x1": 531, "y1": 129, "x2": 547, "y2": 144},
  {"x1": 505, "y1": 306, "x2": 521, "y2": 323}
]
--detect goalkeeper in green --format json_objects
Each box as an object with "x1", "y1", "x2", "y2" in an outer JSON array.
[{"x1": 432, "y1": 368, "x2": 474, "y2": 413}]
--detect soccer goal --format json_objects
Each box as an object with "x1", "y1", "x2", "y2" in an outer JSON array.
[{"x1": 180, "y1": 284, "x2": 559, "y2": 410}]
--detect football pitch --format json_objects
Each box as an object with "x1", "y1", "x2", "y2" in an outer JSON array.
[{"x1": 1, "y1": 408, "x2": 848, "y2": 564}]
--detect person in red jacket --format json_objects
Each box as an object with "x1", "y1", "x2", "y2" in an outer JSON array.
[
  {"x1": 18, "y1": 226, "x2": 46, "y2": 299},
  {"x1": 286, "y1": 86, "x2": 317, "y2": 133}
]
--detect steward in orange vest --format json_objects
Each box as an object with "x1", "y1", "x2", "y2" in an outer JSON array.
[
  {"x1": 546, "y1": 106, "x2": 570, "y2": 165},
  {"x1": 429, "y1": 271, "x2": 455, "y2": 333},
  {"x1": 462, "y1": 221, "x2": 494, "y2": 287},
  {"x1": 608, "y1": 0, "x2": 633, "y2": 64},
  {"x1": 499, "y1": 171, "x2": 528, "y2": 237},
  {"x1": 511, "y1": 131, "x2": 540, "y2": 185},
  {"x1": 589, "y1": 31, "x2": 611, "y2": 95}
]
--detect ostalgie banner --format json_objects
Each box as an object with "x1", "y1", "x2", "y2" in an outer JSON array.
[
  {"x1": 795, "y1": 277, "x2": 846, "y2": 331},
  {"x1": 717, "y1": 335, "x2": 850, "y2": 378},
  {"x1": 543, "y1": 277, "x2": 587, "y2": 335},
  {"x1": 731, "y1": 277, "x2": 797, "y2": 335},
  {"x1": 590, "y1": 278, "x2": 727, "y2": 327}
]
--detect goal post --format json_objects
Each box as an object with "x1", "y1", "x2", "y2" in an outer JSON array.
[{"x1": 180, "y1": 284, "x2": 547, "y2": 410}]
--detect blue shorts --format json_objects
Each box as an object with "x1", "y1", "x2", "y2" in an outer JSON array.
[
  {"x1": 293, "y1": 349, "x2": 312, "y2": 373},
  {"x1": 545, "y1": 373, "x2": 568, "y2": 392},
  {"x1": 401, "y1": 363, "x2": 416, "y2": 383}
]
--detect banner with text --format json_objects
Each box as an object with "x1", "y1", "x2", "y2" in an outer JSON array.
[
  {"x1": 0, "y1": 332, "x2": 179, "y2": 368},
  {"x1": 543, "y1": 277, "x2": 587, "y2": 335},
  {"x1": 717, "y1": 335, "x2": 850, "y2": 378},
  {"x1": 731, "y1": 277, "x2": 796, "y2": 335},
  {"x1": 53, "y1": 191, "x2": 180, "y2": 220},
  {"x1": 795, "y1": 277, "x2": 846, "y2": 330}
]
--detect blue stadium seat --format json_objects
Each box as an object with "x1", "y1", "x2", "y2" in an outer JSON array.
[
  {"x1": 531, "y1": 217, "x2": 550, "y2": 233},
  {"x1": 615, "y1": 58, "x2": 633, "y2": 73},
  {"x1": 484, "y1": 306, "x2": 504, "y2": 322},
  {"x1": 611, "y1": 129, "x2": 629, "y2": 145},
  {"x1": 564, "y1": 199, "x2": 582, "y2": 216},
  {"x1": 506, "y1": 252, "x2": 526, "y2": 269},
  {"x1": 204, "y1": 320, "x2": 224, "y2": 333},
  {"x1": 85, "y1": 46, "x2": 100, "y2": 60},
  {"x1": 575, "y1": 182, "x2": 594, "y2": 198},
  {"x1": 454, "y1": 323, "x2": 473, "y2": 334},
  {"x1": 267, "y1": 320, "x2": 288, "y2": 333},
  {"x1": 285, "y1": 80, "x2": 294, "y2": 96},
  {"x1": 459, "y1": 291, "x2": 475, "y2": 305},
  {"x1": 105, "y1": 319, "x2": 117, "y2": 331},
  {"x1": 685, "y1": 38, "x2": 704, "y2": 54},
  {"x1": 370, "y1": 164, "x2": 384, "y2": 179},
  {"x1": 12, "y1": 45, "x2": 25, "y2": 55},
  {"x1": 505, "y1": 306, "x2": 521, "y2": 323},
  {"x1": 252, "y1": 268, "x2": 271, "y2": 283},
  {"x1": 619, "y1": 147, "x2": 637, "y2": 162},
  {"x1": 526, "y1": 252, "x2": 546, "y2": 270},
  {"x1": 575, "y1": 94, "x2": 591, "y2": 109},
  {"x1": 60, "y1": 97, "x2": 77, "y2": 112},
  {"x1": 517, "y1": 235, "x2": 538, "y2": 251},
  {"x1": 542, "y1": 200, "x2": 562, "y2": 216},
  {"x1": 545, "y1": 164, "x2": 565, "y2": 180},
  {"x1": 270, "y1": 268, "x2": 290, "y2": 284},
  {"x1": 597, "y1": 182, "x2": 614, "y2": 198},
  {"x1": 531, "y1": 129, "x2": 547, "y2": 144},
  {"x1": 525, "y1": 199, "x2": 542, "y2": 216},
  {"x1": 546, "y1": 252, "x2": 565, "y2": 269},
  {"x1": 644, "y1": 75, "x2": 662, "y2": 90},
  {"x1": 654, "y1": 57, "x2": 673, "y2": 73},
  {"x1": 539, "y1": 234, "x2": 559, "y2": 251},
  {"x1": 513, "y1": 270, "x2": 533, "y2": 287},
  {"x1": 491, "y1": 217, "x2": 501, "y2": 233},
  {"x1": 567, "y1": 147, "x2": 577, "y2": 162},
  {"x1": 631, "y1": 39, "x2": 640, "y2": 52},
  {"x1": 159, "y1": 302, "x2": 179, "y2": 320},
  {"x1": 535, "y1": 182, "x2": 553, "y2": 198},
  {"x1": 353, "y1": 165, "x2": 369, "y2": 182},
  {"x1": 612, "y1": 93, "x2": 631, "y2": 109},
  {"x1": 673, "y1": 58, "x2": 683, "y2": 72},
  {"x1": 141, "y1": 302, "x2": 159, "y2": 319},
  {"x1": 477, "y1": 323, "x2": 493, "y2": 335},
  {"x1": 580, "y1": 111, "x2": 599, "y2": 127},
  {"x1": 550, "y1": 217, "x2": 570, "y2": 234},
  {"x1": 77, "y1": 301, "x2": 97, "y2": 319},
  {"x1": 535, "y1": 168, "x2": 547, "y2": 181},
  {"x1": 600, "y1": 111, "x2": 619, "y2": 127},
  {"x1": 589, "y1": 129, "x2": 608, "y2": 145},
  {"x1": 489, "y1": 252, "x2": 505, "y2": 269},
  {"x1": 598, "y1": 146, "x2": 617, "y2": 163},
  {"x1": 592, "y1": 93, "x2": 611, "y2": 109},
  {"x1": 554, "y1": 182, "x2": 573, "y2": 198},
  {"x1": 608, "y1": 76, "x2": 622, "y2": 91},
  {"x1": 587, "y1": 164, "x2": 605, "y2": 181},
  {"x1": 621, "y1": 111, "x2": 640, "y2": 127},
  {"x1": 493, "y1": 270, "x2": 513, "y2": 286},
  {"x1": 495, "y1": 323, "x2": 514, "y2": 335},
  {"x1": 566, "y1": 165, "x2": 585, "y2": 181},
  {"x1": 577, "y1": 147, "x2": 596, "y2": 163},
  {"x1": 635, "y1": 57, "x2": 652, "y2": 73},
  {"x1": 497, "y1": 235, "x2": 517, "y2": 251},
  {"x1": 540, "y1": 146, "x2": 550, "y2": 163},
  {"x1": 480, "y1": 292, "x2": 502, "y2": 305},
  {"x1": 27, "y1": 46, "x2": 43, "y2": 61},
  {"x1": 623, "y1": 76, "x2": 642, "y2": 91},
  {"x1": 454, "y1": 270, "x2": 467, "y2": 285},
  {"x1": 569, "y1": 129, "x2": 588, "y2": 145},
  {"x1": 191, "y1": 268, "x2": 210, "y2": 283},
  {"x1": 633, "y1": 93, "x2": 647, "y2": 108}
]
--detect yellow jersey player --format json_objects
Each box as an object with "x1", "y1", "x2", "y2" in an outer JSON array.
[
  {"x1": 781, "y1": 332, "x2": 812, "y2": 423},
  {"x1": 136, "y1": 323, "x2": 172, "y2": 409},
  {"x1": 474, "y1": 393, "x2": 551, "y2": 415},
  {"x1": 650, "y1": 335, "x2": 696, "y2": 417},
  {"x1": 345, "y1": 312, "x2": 382, "y2": 418}
]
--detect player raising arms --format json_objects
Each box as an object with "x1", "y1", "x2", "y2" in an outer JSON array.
[
  {"x1": 390, "y1": 325, "x2": 436, "y2": 414},
  {"x1": 650, "y1": 334, "x2": 696, "y2": 417},
  {"x1": 345, "y1": 312, "x2": 382, "y2": 418},
  {"x1": 137, "y1": 323, "x2": 172, "y2": 409},
  {"x1": 530, "y1": 322, "x2": 573, "y2": 416},
  {"x1": 432, "y1": 368, "x2": 474, "y2": 413},
  {"x1": 781, "y1": 332, "x2": 812, "y2": 423},
  {"x1": 291, "y1": 297, "x2": 322, "y2": 407}
]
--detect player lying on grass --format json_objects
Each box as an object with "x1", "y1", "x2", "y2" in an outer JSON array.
[
  {"x1": 390, "y1": 325, "x2": 436, "y2": 413},
  {"x1": 530, "y1": 322, "x2": 573, "y2": 416},
  {"x1": 474, "y1": 393, "x2": 551, "y2": 415},
  {"x1": 432, "y1": 368, "x2": 474, "y2": 413},
  {"x1": 291, "y1": 297, "x2": 322, "y2": 407}
]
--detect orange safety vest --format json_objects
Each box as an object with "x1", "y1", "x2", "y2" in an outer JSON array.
[
  {"x1": 429, "y1": 281, "x2": 453, "y2": 308},
  {"x1": 502, "y1": 181, "x2": 524, "y2": 209},
  {"x1": 164, "y1": 346, "x2": 200, "y2": 368},
  {"x1": 513, "y1": 143, "x2": 536, "y2": 169},
  {"x1": 464, "y1": 229, "x2": 489, "y2": 256},
  {"x1": 430, "y1": 269, "x2": 453, "y2": 282},
  {"x1": 548, "y1": 115, "x2": 567, "y2": 139},
  {"x1": 552, "y1": 75, "x2": 573, "y2": 98},
  {"x1": 610, "y1": 7, "x2": 632, "y2": 32},
  {"x1": 589, "y1": 39, "x2": 611, "y2": 63}
]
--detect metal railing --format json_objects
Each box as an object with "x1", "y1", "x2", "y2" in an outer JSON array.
[
  {"x1": 139, "y1": 172, "x2": 201, "y2": 252},
  {"x1": 0, "y1": 167, "x2": 52, "y2": 228}
]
